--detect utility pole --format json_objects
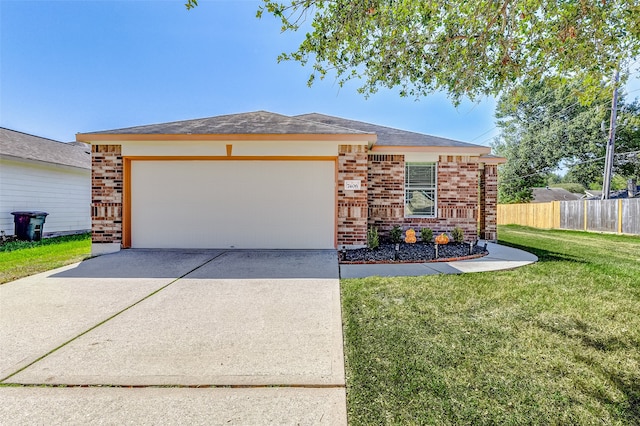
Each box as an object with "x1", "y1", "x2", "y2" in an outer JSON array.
[{"x1": 602, "y1": 70, "x2": 619, "y2": 200}]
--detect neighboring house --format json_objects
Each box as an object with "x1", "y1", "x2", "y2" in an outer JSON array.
[
  {"x1": 532, "y1": 187, "x2": 582, "y2": 203},
  {"x1": 0, "y1": 128, "x2": 91, "y2": 237},
  {"x1": 584, "y1": 184, "x2": 640, "y2": 200},
  {"x1": 76, "y1": 111, "x2": 505, "y2": 255}
]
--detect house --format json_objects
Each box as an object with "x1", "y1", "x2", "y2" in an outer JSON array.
[
  {"x1": 584, "y1": 182, "x2": 640, "y2": 200},
  {"x1": 76, "y1": 111, "x2": 505, "y2": 255},
  {"x1": 532, "y1": 187, "x2": 582, "y2": 203},
  {"x1": 0, "y1": 127, "x2": 91, "y2": 237}
]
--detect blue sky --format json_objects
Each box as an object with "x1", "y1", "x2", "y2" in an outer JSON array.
[{"x1": 1, "y1": 0, "x2": 638, "y2": 146}]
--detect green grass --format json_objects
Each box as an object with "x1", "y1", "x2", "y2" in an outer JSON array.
[
  {"x1": 342, "y1": 226, "x2": 640, "y2": 425},
  {"x1": 0, "y1": 233, "x2": 91, "y2": 284}
]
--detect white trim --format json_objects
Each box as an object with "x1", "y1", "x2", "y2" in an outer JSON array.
[
  {"x1": 404, "y1": 152, "x2": 440, "y2": 162},
  {"x1": 120, "y1": 140, "x2": 341, "y2": 157},
  {"x1": 0, "y1": 154, "x2": 90, "y2": 172},
  {"x1": 404, "y1": 162, "x2": 438, "y2": 218}
]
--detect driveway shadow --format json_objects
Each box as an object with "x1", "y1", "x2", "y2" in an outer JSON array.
[
  {"x1": 185, "y1": 250, "x2": 339, "y2": 279},
  {"x1": 50, "y1": 250, "x2": 224, "y2": 279},
  {"x1": 51, "y1": 249, "x2": 339, "y2": 279}
]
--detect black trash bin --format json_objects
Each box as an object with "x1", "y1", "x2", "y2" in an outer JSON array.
[{"x1": 11, "y1": 211, "x2": 49, "y2": 241}]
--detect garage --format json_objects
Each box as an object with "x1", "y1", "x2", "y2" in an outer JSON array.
[{"x1": 129, "y1": 160, "x2": 336, "y2": 249}]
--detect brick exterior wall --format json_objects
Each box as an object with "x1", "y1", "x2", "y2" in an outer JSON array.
[
  {"x1": 367, "y1": 154, "x2": 480, "y2": 241},
  {"x1": 91, "y1": 145, "x2": 123, "y2": 244},
  {"x1": 480, "y1": 163, "x2": 498, "y2": 241},
  {"x1": 337, "y1": 145, "x2": 368, "y2": 247},
  {"x1": 89, "y1": 142, "x2": 498, "y2": 248}
]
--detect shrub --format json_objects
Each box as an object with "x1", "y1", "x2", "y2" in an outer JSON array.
[
  {"x1": 420, "y1": 227, "x2": 433, "y2": 243},
  {"x1": 451, "y1": 226, "x2": 464, "y2": 243},
  {"x1": 389, "y1": 225, "x2": 403, "y2": 244},
  {"x1": 367, "y1": 227, "x2": 379, "y2": 249}
]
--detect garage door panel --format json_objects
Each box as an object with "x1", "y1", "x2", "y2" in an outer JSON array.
[{"x1": 130, "y1": 161, "x2": 335, "y2": 249}]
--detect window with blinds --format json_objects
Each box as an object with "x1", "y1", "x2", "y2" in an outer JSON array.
[{"x1": 405, "y1": 162, "x2": 437, "y2": 217}]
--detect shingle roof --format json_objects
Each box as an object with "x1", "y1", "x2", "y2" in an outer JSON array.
[
  {"x1": 532, "y1": 187, "x2": 582, "y2": 203},
  {"x1": 0, "y1": 127, "x2": 90, "y2": 170},
  {"x1": 78, "y1": 110, "x2": 494, "y2": 152},
  {"x1": 83, "y1": 111, "x2": 372, "y2": 136},
  {"x1": 295, "y1": 113, "x2": 483, "y2": 148},
  {"x1": 585, "y1": 187, "x2": 640, "y2": 200}
]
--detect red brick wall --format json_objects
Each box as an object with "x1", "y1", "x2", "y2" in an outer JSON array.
[
  {"x1": 480, "y1": 164, "x2": 498, "y2": 240},
  {"x1": 91, "y1": 145, "x2": 122, "y2": 244},
  {"x1": 337, "y1": 145, "x2": 368, "y2": 247},
  {"x1": 367, "y1": 154, "x2": 479, "y2": 241}
]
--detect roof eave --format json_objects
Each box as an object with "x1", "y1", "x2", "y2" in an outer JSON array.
[
  {"x1": 475, "y1": 155, "x2": 507, "y2": 164},
  {"x1": 76, "y1": 133, "x2": 377, "y2": 143},
  {"x1": 371, "y1": 145, "x2": 492, "y2": 155},
  {"x1": 0, "y1": 153, "x2": 91, "y2": 170}
]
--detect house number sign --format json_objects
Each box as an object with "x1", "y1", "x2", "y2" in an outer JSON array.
[{"x1": 344, "y1": 180, "x2": 361, "y2": 190}]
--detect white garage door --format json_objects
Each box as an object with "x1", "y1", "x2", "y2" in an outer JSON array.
[{"x1": 130, "y1": 160, "x2": 335, "y2": 249}]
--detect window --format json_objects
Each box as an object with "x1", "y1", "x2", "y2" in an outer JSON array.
[{"x1": 405, "y1": 162, "x2": 437, "y2": 217}]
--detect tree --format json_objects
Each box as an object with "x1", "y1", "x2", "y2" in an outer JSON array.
[
  {"x1": 493, "y1": 80, "x2": 640, "y2": 203},
  {"x1": 186, "y1": 0, "x2": 639, "y2": 104},
  {"x1": 493, "y1": 79, "x2": 607, "y2": 202},
  {"x1": 565, "y1": 100, "x2": 640, "y2": 188}
]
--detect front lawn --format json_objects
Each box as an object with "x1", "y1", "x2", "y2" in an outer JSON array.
[
  {"x1": 342, "y1": 226, "x2": 640, "y2": 424},
  {"x1": 0, "y1": 233, "x2": 91, "y2": 284}
]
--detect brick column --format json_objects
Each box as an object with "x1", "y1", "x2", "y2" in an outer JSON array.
[
  {"x1": 367, "y1": 154, "x2": 404, "y2": 233},
  {"x1": 337, "y1": 145, "x2": 368, "y2": 248},
  {"x1": 91, "y1": 145, "x2": 123, "y2": 252},
  {"x1": 479, "y1": 163, "x2": 498, "y2": 241},
  {"x1": 437, "y1": 155, "x2": 480, "y2": 240}
]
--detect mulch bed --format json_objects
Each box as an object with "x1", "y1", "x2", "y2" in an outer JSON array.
[{"x1": 340, "y1": 242, "x2": 488, "y2": 264}]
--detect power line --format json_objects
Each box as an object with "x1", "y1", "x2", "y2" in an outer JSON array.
[
  {"x1": 485, "y1": 86, "x2": 640, "y2": 147},
  {"x1": 500, "y1": 149, "x2": 640, "y2": 183},
  {"x1": 468, "y1": 69, "x2": 640, "y2": 145}
]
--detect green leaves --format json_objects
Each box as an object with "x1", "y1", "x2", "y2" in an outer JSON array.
[
  {"x1": 493, "y1": 78, "x2": 640, "y2": 202},
  {"x1": 184, "y1": 0, "x2": 198, "y2": 11},
  {"x1": 259, "y1": 0, "x2": 640, "y2": 104}
]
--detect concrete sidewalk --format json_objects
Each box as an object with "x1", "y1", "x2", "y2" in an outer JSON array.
[
  {"x1": 0, "y1": 250, "x2": 346, "y2": 425},
  {"x1": 339, "y1": 241, "x2": 538, "y2": 278}
]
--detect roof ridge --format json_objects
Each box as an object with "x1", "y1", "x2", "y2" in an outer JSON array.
[
  {"x1": 292, "y1": 113, "x2": 375, "y2": 135},
  {"x1": 80, "y1": 111, "x2": 273, "y2": 134},
  {"x1": 296, "y1": 113, "x2": 473, "y2": 144},
  {"x1": 295, "y1": 112, "x2": 429, "y2": 136},
  {"x1": 294, "y1": 113, "x2": 492, "y2": 150},
  {"x1": 80, "y1": 111, "x2": 374, "y2": 136}
]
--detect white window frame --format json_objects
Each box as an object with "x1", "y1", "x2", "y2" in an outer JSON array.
[{"x1": 405, "y1": 162, "x2": 437, "y2": 218}]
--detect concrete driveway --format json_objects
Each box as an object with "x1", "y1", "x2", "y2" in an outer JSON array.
[{"x1": 0, "y1": 249, "x2": 346, "y2": 425}]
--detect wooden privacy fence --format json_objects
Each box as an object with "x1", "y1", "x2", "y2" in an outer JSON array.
[{"x1": 498, "y1": 199, "x2": 640, "y2": 235}]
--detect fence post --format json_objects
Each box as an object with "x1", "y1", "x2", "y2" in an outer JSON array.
[
  {"x1": 552, "y1": 201, "x2": 560, "y2": 229},
  {"x1": 618, "y1": 199, "x2": 623, "y2": 234},
  {"x1": 584, "y1": 200, "x2": 588, "y2": 231}
]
